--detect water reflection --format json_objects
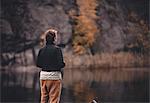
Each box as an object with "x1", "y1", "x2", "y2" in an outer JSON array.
[
  {"x1": 62, "y1": 68, "x2": 149, "y2": 102},
  {"x1": 0, "y1": 67, "x2": 149, "y2": 103}
]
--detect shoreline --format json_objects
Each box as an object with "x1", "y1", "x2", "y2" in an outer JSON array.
[{"x1": 64, "y1": 52, "x2": 150, "y2": 69}]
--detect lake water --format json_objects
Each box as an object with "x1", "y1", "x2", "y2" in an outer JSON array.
[{"x1": 1, "y1": 67, "x2": 149, "y2": 103}]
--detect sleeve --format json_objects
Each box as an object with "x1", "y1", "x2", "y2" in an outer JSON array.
[
  {"x1": 36, "y1": 49, "x2": 42, "y2": 68},
  {"x1": 56, "y1": 48, "x2": 65, "y2": 69}
]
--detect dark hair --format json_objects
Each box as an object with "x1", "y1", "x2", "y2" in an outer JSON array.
[{"x1": 46, "y1": 31, "x2": 56, "y2": 43}]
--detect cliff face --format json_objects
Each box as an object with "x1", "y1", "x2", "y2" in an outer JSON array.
[
  {"x1": 92, "y1": 0, "x2": 149, "y2": 53},
  {"x1": 1, "y1": 0, "x2": 149, "y2": 54},
  {"x1": 119, "y1": 0, "x2": 149, "y2": 22},
  {"x1": 28, "y1": 0, "x2": 72, "y2": 44},
  {"x1": 1, "y1": 0, "x2": 72, "y2": 44}
]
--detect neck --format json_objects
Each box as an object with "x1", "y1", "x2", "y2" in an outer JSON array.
[{"x1": 46, "y1": 41, "x2": 54, "y2": 45}]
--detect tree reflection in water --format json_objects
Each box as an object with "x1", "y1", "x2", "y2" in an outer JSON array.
[
  {"x1": 1, "y1": 65, "x2": 40, "y2": 102},
  {"x1": 72, "y1": 81, "x2": 96, "y2": 102},
  {"x1": 62, "y1": 68, "x2": 149, "y2": 102},
  {"x1": 1, "y1": 66, "x2": 149, "y2": 103}
]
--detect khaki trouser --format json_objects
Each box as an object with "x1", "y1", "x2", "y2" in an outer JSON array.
[{"x1": 40, "y1": 80, "x2": 62, "y2": 103}]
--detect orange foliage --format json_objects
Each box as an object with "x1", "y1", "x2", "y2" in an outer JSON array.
[{"x1": 72, "y1": 0, "x2": 98, "y2": 54}]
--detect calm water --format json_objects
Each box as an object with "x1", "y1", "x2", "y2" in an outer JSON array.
[{"x1": 1, "y1": 67, "x2": 149, "y2": 103}]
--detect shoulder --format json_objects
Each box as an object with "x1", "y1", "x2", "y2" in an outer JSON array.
[
  {"x1": 54, "y1": 46, "x2": 62, "y2": 53},
  {"x1": 39, "y1": 46, "x2": 46, "y2": 52},
  {"x1": 39, "y1": 47, "x2": 45, "y2": 51},
  {"x1": 53, "y1": 45, "x2": 60, "y2": 50}
]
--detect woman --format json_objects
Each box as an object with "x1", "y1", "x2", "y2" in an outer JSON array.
[{"x1": 36, "y1": 29, "x2": 65, "y2": 103}]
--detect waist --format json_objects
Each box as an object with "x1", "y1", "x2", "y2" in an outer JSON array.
[
  {"x1": 40, "y1": 71, "x2": 62, "y2": 80},
  {"x1": 42, "y1": 68, "x2": 60, "y2": 72}
]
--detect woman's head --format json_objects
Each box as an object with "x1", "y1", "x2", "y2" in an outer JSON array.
[
  {"x1": 40, "y1": 29, "x2": 58, "y2": 46},
  {"x1": 46, "y1": 30, "x2": 56, "y2": 43}
]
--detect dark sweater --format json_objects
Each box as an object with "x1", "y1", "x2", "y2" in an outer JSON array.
[{"x1": 36, "y1": 43, "x2": 65, "y2": 72}]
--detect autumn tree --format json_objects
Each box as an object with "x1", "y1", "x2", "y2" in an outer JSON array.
[{"x1": 71, "y1": 0, "x2": 99, "y2": 54}]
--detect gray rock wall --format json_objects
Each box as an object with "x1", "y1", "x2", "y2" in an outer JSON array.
[{"x1": 1, "y1": 0, "x2": 149, "y2": 53}]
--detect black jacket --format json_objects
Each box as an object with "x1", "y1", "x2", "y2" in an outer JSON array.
[{"x1": 36, "y1": 43, "x2": 65, "y2": 72}]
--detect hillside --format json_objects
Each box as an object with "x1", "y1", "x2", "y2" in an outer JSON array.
[{"x1": 1, "y1": 0, "x2": 149, "y2": 67}]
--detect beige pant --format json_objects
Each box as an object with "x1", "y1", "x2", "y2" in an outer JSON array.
[{"x1": 40, "y1": 80, "x2": 62, "y2": 103}]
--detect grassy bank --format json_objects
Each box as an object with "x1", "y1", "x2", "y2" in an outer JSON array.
[
  {"x1": 64, "y1": 52, "x2": 150, "y2": 69},
  {"x1": 1, "y1": 50, "x2": 149, "y2": 69}
]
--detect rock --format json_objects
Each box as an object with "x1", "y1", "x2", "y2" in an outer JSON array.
[
  {"x1": 101, "y1": 19, "x2": 111, "y2": 30},
  {"x1": 0, "y1": 19, "x2": 13, "y2": 34},
  {"x1": 28, "y1": 1, "x2": 72, "y2": 44},
  {"x1": 1, "y1": 0, "x2": 148, "y2": 54}
]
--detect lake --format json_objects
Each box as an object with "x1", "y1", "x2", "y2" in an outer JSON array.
[{"x1": 1, "y1": 66, "x2": 149, "y2": 103}]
